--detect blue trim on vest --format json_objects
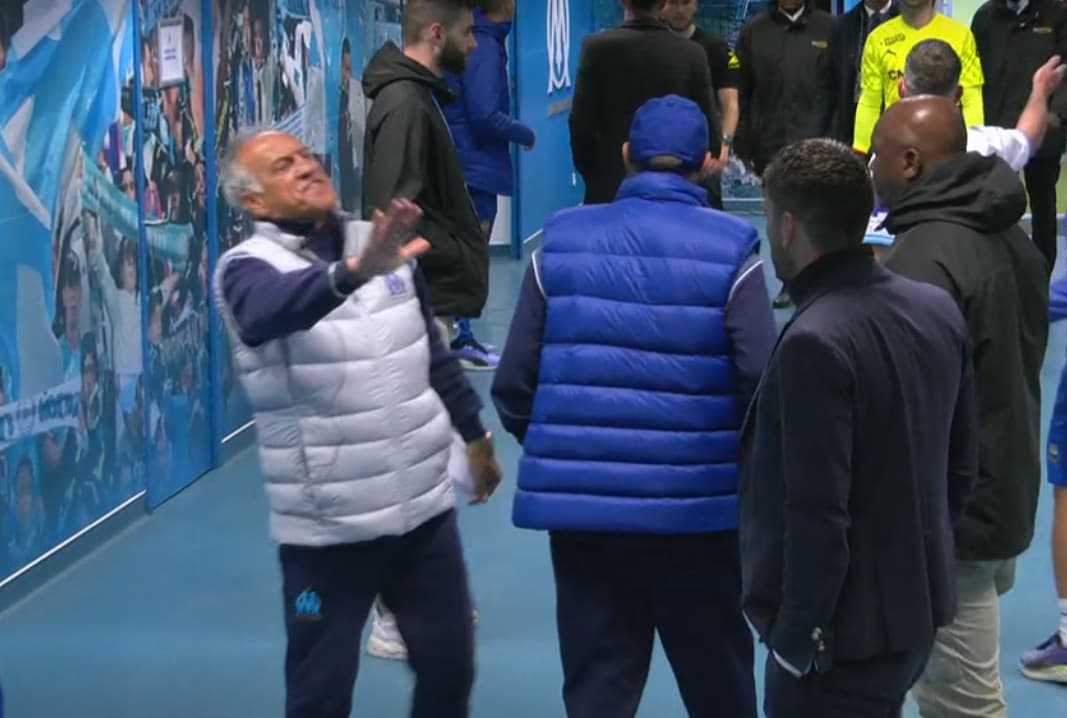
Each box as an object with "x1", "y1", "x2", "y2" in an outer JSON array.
[{"x1": 513, "y1": 172, "x2": 759, "y2": 534}]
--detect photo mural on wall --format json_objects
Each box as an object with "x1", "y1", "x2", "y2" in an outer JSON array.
[
  {"x1": 212, "y1": 0, "x2": 401, "y2": 435},
  {"x1": 212, "y1": 0, "x2": 289, "y2": 435},
  {"x1": 590, "y1": 0, "x2": 768, "y2": 199},
  {"x1": 138, "y1": 0, "x2": 213, "y2": 507},
  {"x1": 0, "y1": 0, "x2": 141, "y2": 577}
]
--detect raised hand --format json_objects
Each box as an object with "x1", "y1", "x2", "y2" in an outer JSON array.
[{"x1": 349, "y1": 198, "x2": 431, "y2": 278}]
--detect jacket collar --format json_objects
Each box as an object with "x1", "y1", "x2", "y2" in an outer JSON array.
[
  {"x1": 616, "y1": 172, "x2": 708, "y2": 206},
  {"x1": 788, "y1": 245, "x2": 884, "y2": 309},
  {"x1": 993, "y1": 0, "x2": 1034, "y2": 14},
  {"x1": 771, "y1": 3, "x2": 812, "y2": 26},
  {"x1": 252, "y1": 213, "x2": 344, "y2": 254},
  {"x1": 620, "y1": 17, "x2": 672, "y2": 32}
]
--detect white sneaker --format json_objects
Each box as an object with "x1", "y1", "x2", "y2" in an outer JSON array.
[
  {"x1": 366, "y1": 603, "x2": 408, "y2": 661},
  {"x1": 364, "y1": 603, "x2": 480, "y2": 661}
]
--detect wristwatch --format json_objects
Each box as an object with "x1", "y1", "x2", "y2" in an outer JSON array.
[{"x1": 722, "y1": 133, "x2": 734, "y2": 146}]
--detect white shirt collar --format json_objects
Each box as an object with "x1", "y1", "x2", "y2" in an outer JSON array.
[{"x1": 865, "y1": 0, "x2": 893, "y2": 16}]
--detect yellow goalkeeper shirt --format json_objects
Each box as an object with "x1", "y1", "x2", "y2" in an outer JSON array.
[{"x1": 853, "y1": 13, "x2": 985, "y2": 153}]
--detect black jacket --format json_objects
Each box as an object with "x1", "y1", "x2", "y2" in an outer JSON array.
[
  {"x1": 736, "y1": 3, "x2": 833, "y2": 173},
  {"x1": 828, "y1": 1, "x2": 899, "y2": 145},
  {"x1": 362, "y1": 42, "x2": 487, "y2": 318},
  {"x1": 885, "y1": 153, "x2": 1049, "y2": 561},
  {"x1": 972, "y1": 0, "x2": 1067, "y2": 158},
  {"x1": 568, "y1": 18, "x2": 717, "y2": 205},
  {"x1": 740, "y1": 247, "x2": 977, "y2": 672}
]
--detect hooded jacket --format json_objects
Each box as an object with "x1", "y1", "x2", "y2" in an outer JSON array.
[
  {"x1": 884, "y1": 153, "x2": 1049, "y2": 562},
  {"x1": 362, "y1": 42, "x2": 488, "y2": 319},
  {"x1": 443, "y1": 9, "x2": 534, "y2": 196}
]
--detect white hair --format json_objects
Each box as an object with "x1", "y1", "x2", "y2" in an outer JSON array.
[{"x1": 219, "y1": 125, "x2": 272, "y2": 209}]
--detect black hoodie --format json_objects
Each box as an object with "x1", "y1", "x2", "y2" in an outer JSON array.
[
  {"x1": 362, "y1": 42, "x2": 487, "y2": 319},
  {"x1": 884, "y1": 153, "x2": 1049, "y2": 562}
]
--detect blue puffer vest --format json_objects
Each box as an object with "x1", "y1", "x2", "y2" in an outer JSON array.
[{"x1": 513, "y1": 172, "x2": 759, "y2": 534}]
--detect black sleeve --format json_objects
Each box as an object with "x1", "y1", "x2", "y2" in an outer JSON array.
[
  {"x1": 491, "y1": 263, "x2": 547, "y2": 443},
  {"x1": 735, "y1": 22, "x2": 755, "y2": 162},
  {"x1": 826, "y1": 18, "x2": 845, "y2": 136},
  {"x1": 362, "y1": 101, "x2": 459, "y2": 277},
  {"x1": 769, "y1": 330, "x2": 854, "y2": 673},
  {"x1": 1051, "y1": 12, "x2": 1067, "y2": 120},
  {"x1": 690, "y1": 50, "x2": 722, "y2": 154},
  {"x1": 813, "y1": 22, "x2": 834, "y2": 137},
  {"x1": 414, "y1": 268, "x2": 486, "y2": 442},
  {"x1": 569, "y1": 37, "x2": 599, "y2": 179},
  {"x1": 363, "y1": 102, "x2": 429, "y2": 214},
  {"x1": 705, "y1": 32, "x2": 739, "y2": 90},
  {"x1": 948, "y1": 337, "x2": 979, "y2": 527}
]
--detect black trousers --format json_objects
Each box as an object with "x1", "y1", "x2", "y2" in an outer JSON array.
[
  {"x1": 1024, "y1": 153, "x2": 1061, "y2": 271},
  {"x1": 280, "y1": 509, "x2": 474, "y2": 718},
  {"x1": 763, "y1": 643, "x2": 932, "y2": 718},
  {"x1": 550, "y1": 530, "x2": 756, "y2": 718}
]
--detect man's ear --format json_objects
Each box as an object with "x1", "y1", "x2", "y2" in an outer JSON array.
[
  {"x1": 898, "y1": 77, "x2": 908, "y2": 98},
  {"x1": 780, "y1": 210, "x2": 797, "y2": 251},
  {"x1": 903, "y1": 148, "x2": 921, "y2": 181},
  {"x1": 621, "y1": 141, "x2": 639, "y2": 174},
  {"x1": 243, "y1": 192, "x2": 267, "y2": 217},
  {"x1": 955, "y1": 85, "x2": 963, "y2": 103}
]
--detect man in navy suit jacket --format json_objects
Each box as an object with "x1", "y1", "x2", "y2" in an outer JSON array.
[{"x1": 739, "y1": 138, "x2": 978, "y2": 717}]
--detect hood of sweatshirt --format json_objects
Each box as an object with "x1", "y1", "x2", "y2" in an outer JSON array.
[
  {"x1": 883, "y1": 152, "x2": 1027, "y2": 236},
  {"x1": 362, "y1": 41, "x2": 454, "y2": 103}
]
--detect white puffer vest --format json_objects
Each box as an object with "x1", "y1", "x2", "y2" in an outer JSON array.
[{"x1": 214, "y1": 219, "x2": 454, "y2": 546}]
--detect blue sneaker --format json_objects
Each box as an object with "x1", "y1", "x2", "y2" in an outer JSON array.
[
  {"x1": 451, "y1": 336, "x2": 499, "y2": 371},
  {"x1": 452, "y1": 319, "x2": 497, "y2": 352},
  {"x1": 1020, "y1": 633, "x2": 1067, "y2": 683}
]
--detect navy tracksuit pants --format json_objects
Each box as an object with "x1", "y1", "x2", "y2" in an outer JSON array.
[
  {"x1": 280, "y1": 509, "x2": 473, "y2": 718},
  {"x1": 549, "y1": 530, "x2": 757, "y2": 718}
]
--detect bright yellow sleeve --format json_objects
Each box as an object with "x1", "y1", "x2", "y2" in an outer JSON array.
[
  {"x1": 958, "y1": 29, "x2": 985, "y2": 127},
  {"x1": 852, "y1": 34, "x2": 883, "y2": 154}
]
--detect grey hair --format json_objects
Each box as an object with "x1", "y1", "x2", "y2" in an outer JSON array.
[
  {"x1": 903, "y1": 39, "x2": 962, "y2": 99},
  {"x1": 219, "y1": 125, "x2": 270, "y2": 209}
]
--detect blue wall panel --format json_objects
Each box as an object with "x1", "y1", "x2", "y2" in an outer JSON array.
[
  {"x1": 138, "y1": 0, "x2": 214, "y2": 508},
  {"x1": 0, "y1": 0, "x2": 144, "y2": 577},
  {"x1": 513, "y1": 0, "x2": 591, "y2": 243}
]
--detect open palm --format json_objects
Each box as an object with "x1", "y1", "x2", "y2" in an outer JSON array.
[{"x1": 358, "y1": 198, "x2": 431, "y2": 277}]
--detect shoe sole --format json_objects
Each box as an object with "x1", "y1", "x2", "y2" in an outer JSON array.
[
  {"x1": 1019, "y1": 663, "x2": 1067, "y2": 684},
  {"x1": 459, "y1": 360, "x2": 497, "y2": 372},
  {"x1": 366, "y1": 633, "x2": 408, "y2": 661}
]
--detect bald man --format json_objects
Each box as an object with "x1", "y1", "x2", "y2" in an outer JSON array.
[
  {"x1": 872, "y1": 96, "x2": 1049, "y2": 718},
  {"x1": 213, "y1": 129, "x2": 502, "y2": 717}
]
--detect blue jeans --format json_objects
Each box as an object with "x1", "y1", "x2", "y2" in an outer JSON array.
[
  {"x1": 456, "y1": 188, "x2": 499, "y2": 343},
  {"x1": 469, "y1": 187, "x2": 498, "y2": 240}
]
